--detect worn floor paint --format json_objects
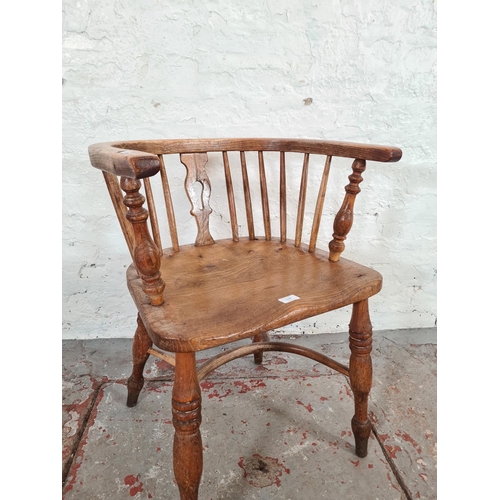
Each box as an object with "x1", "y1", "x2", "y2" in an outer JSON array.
[{"x1": 63, "y1": 328, "x2": 436, "y2": 499}]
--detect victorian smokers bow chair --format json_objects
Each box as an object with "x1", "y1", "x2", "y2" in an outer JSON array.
[{"x1": 88, "y1": 138, "x2": 402, "y2": 499}]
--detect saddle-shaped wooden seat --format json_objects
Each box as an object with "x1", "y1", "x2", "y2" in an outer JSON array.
[
  {"x1": 88, "y1": 138, "x2": 402, "y2": 499},
  {"x1": 128, "y1": 239, "x2": 382, "y2": 352}
]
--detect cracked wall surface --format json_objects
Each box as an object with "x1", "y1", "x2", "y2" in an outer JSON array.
[{"x1": 62, "y1": 0, "x2": 436, "y2": 339}]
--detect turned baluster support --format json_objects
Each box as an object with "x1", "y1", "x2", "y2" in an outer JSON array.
[
  {"x1": 329, "y1": 159, "x2": 366, "y2": 262},
  {"x1": 172, "y1": 352, "x2": 203, "y2": 500},
  {"x1": 121, "y1": 176, "x2": 165, "y2": 305},
  {"x1": 348, "y1": 299, "x2": 373, "y2": 458}
]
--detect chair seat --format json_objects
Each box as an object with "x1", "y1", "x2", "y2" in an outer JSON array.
[{"x1": 127, "y1": 238, "x2": 382, "y2": 352}]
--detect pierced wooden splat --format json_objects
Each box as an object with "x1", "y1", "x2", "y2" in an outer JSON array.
[
  {"x1": 180, "y1": 153, "x2": 215, "y2": 247},
  {"x1": 329, "y1": 159, "x2": 366, "y2": 262}
]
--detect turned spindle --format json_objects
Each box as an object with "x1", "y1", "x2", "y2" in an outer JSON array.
[
  {"x1": 329, "y1": 158, "x2": 366, "y2": 262},
  {"x1": 348, "y1": 299, "x2": 373, "y2": 457},
  {"x1": 120, "y1": 176, "x2": 165, "y2": 305},
  {"x1": 172, "y1": 353, "x2": 203, "y2": 500}
]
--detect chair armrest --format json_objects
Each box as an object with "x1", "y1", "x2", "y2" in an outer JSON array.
[
  {"x1": 88, "y1": 142, "x2": 161, "y2": 179},
  {"x1": 91, "y1": 138, "x2": 402, "y2": 164},
  {"x1": 260, "y1": 139, "x2": 402, "y2": 163}
]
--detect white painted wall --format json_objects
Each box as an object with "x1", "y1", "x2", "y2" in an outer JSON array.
[{"x1": 62, "y1": 0, "x2": 436, "y2": 340}]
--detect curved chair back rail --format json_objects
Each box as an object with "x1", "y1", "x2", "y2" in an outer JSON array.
[{"x1": 89, "y1": 138, "x2": 401, "y2": 178}]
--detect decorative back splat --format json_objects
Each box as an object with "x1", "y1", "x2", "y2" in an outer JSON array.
[{"x1": 180, "y1": 152, "x2": 215, "y2": 246}]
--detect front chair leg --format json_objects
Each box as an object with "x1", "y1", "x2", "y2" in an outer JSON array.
[
  {"x1": 348, "y1": 299, "x2": 373, "y2": 458},
  {"x1": 127, "y1": 314, "x2": 152, "y2": 407},
  {"x1": 172, "y1": 352, "x2": 203, "y2": 500}
]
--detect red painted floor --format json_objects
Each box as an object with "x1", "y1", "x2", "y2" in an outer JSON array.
[{"x1": 63, "y1": 329, "x2": 436, "y2": 499}]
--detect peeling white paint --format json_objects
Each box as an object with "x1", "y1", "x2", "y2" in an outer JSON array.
[
  {"x1": 64, "y1": 410, "x2": 80, "y2": 438},
  {"x1": 62, "y1": 0, "x2": 436, "y2": 339}
]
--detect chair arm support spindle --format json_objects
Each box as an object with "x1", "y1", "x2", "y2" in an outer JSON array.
[
  {"x1": 329, "y1": 159, "x2": 366, "y2": 262},
  {"x1": 120, "y1": 176, "x2": 165, "y2": 305}
]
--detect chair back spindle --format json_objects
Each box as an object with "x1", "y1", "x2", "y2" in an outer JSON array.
[
  {"x1": 294, "y1": 153, "x2": 309, "y2": 248},
  {"x1": 158, "y1": 154, "x2": 180, "y2": 252},
  {"x1": 258, "y1": 151, "x2": 272, "y2": 241},
  {"x1": 240, "y1": 151, "x2": 255, "y2": 240},
  {"x1": 222, "y1": 151, "x2": 239, "y2": 242},
  {"x1": 102, "y1": 171, "x2": 135, "y2": 258},
  {"x1": 279, "y1": 151, "x2": 287, "y2": 243},
  {"x1": 309, "y1": 155, "x2": 332, "y2": 253},
  {"x1": 143, "y1": 177, "x2": 162, "y2": 251}
]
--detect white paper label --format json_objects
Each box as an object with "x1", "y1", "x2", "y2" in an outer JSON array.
[{"x1": 278, "y1": 294, "x2": 300, "y2": 303}]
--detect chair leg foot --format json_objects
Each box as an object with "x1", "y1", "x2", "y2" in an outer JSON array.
[
  {"x1": 252, "y1": 332, "x2": 270, "y2": 365},
  {"x1": 127, "y1": 380, "x2": 143, "y2": 408},
  {"x1": 348, "y1": 299, "x2": 373, "y2": 458},
  {"x1": 351, "y1": 416, "x2": 371, "y2": 458},
  {"x1": 172, "y1": 352, "x2": 203, "y2": 500},
  {"x1": 126, "y1": 314, "x2": 152, "y2": 408}
]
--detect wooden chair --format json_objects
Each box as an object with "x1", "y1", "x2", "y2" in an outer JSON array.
[{"x1": 88, "y1": 138, "x2": 402, "y2": 499}]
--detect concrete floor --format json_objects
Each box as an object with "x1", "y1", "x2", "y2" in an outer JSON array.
[{"x1": 62, "y1": 328, "x2": 436, "y2": 499}]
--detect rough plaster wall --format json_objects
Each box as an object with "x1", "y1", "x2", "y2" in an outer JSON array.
[{"x1": 62, "y1": 0, "x2": 436, "y2": 339}]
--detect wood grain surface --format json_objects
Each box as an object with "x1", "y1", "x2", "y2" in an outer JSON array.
[
  {"x1": 89, "y1": 138, "x2": 402, "y2": 178},
  {"x1": 127, "y1": 239, "x2": 382, "y2": 352}
]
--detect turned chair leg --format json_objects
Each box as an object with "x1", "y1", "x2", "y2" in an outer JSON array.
[
  {"x1": 127, "y1": 314, "x2": 152, "y2": 407},
  {"x1": 172, "y1": 352, "x2": 203, "y2": 500},
  {"x1": 348, "y1": 299, "x2": 373, "y2": 458},
  {"x1": 252, "y1": 332, "x2": 270, "y2": 364}
]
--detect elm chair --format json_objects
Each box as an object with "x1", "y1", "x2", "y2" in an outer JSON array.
[{"x1": 88, "y1": 138, "x2": 402, "y2": 499}]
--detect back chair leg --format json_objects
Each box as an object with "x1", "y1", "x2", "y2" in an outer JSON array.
[
  {"x1": 348, "y1": 299, "x2": 373, "y2": 458},
  {"x1": 172, "y1": 352, "x2": 203, "y2": 500},
  {"x1": 252, "y1": 332, "x2": 270, "y2": 365},
  {"x1": 127, "y1": 314, "x2": 152, "y2": 407}
]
